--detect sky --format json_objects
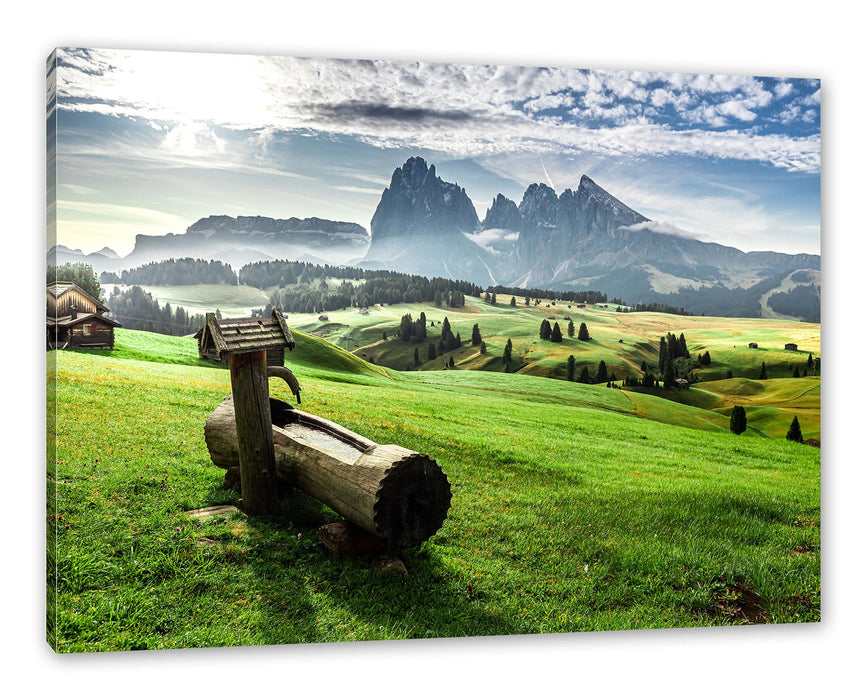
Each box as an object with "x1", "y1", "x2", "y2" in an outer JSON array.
[{"x1": 48, "y1": 47, "x2": 821, "y2": 258}]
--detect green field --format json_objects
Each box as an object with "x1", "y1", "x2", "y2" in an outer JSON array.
[{"x1": 47, "y1": 320, "x2": 821, "y2": 652}]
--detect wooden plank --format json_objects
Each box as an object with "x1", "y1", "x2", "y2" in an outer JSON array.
[
  {"x1": 184, "y1": 505, "x2": 240, "y2": 520},
  {"x1": 228, "y1": 351, "x2": 280, "y2": 516}
]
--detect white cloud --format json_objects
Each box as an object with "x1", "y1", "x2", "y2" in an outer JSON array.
[
  {"x1": 55, "y1": 49, "x2": 821, "y2": 175},
  {"x1": 774, "y1": 81, "x2": 794, "y2": 98},
  {"x1": 523, "y1": 92, "x2": 575, "y2": 113}
]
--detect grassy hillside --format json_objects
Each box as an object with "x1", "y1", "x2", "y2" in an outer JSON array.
[
  {"x1": 280, "y1": 296, "x2": 820, "y2": 381},
  {"x1": 48, "y1": 326, "x2": 821, "y2": 651}
]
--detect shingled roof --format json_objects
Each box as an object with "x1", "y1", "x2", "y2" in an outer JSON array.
[{"x1": 202, "y1": 309, "x2": 295, "y2": 356}]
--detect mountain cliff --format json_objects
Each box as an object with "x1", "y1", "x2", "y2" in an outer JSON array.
[
  {"x1": 361, "y1": 156, "x2": 820, "y2": 318},
  {"x1": 360, "y1": 157, "x2": 497, "y2": 283},
  {"x1": 125, "y1": 215, "x2": 369, "y2": 271}
]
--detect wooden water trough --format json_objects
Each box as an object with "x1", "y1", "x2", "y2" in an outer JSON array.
[{"x1": 202, "y1": 310, "x2": 452, "y2": 548}]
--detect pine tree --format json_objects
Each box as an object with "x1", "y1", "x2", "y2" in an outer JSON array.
[
  {"x1": 730, "y1": 405, "x2": 747, "y2": 434},
  {"x1": 503, "y1": 338, "x2": 513, "y2": 367},
  {"x1": 551, "y1": 322, "x2": 563, "y2": 342},
  {"x1": 428, "y1": 342, "x2": 437, "y2": 361},
  {"x1": 567, "y1": 355, "x2": 576, "y2": 381},
  {"x1": 658, "y1": 337, "x2": 669, "y2": 373},
  {"x1": 793, "y1": 366, "x2": 800, "y2": 378},
  {"x1": 480, "y1": 341, "x2": 487, "y2": 354},
  {"x1": 663, "y1": 361, "x2": 676, "y2": 389},
  {"x1": 414, "y1": 347, "x2": 420, "y2": 367},
  {"x1": 510, "y1": 296, "x2": 516, "y2": 307},
  {"x1": 568, "y1": 319, "x2": 575, "y2": 338},
  {"x1": 679, "y1": 333, "x2": 690, "y2": 359},
  {"x1": 471, "y1": 323, "x2": 482, "y2": 345},
  {"x1": 578, "y1": 366, "x2": 591, "y2": 383},
  {"x1": 578, "y1": 322, "x2": 590, "y2": 341},
  {"x1": 786, "y1": 416, "x2": 804, "y2": 443},
  {"x1": 759, "y1": 362, "x2": 767, "y2": 380},
  {"x1": 449, "y1": 355, "x2": 455, "y2": 368},
  {"x1": 596, "y1": 360, "x2": 608, "y2": 384},
  {"x1": 539, "y1": 319, "x2": 552, "y2": 341}
]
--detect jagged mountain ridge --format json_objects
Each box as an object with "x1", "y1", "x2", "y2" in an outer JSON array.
[
  {"x1": 359, "y1": 157, "x2": 499, "y2": 284},
  {"x1": 361, "y1": 156, "x2": 820, "y2": 318}
]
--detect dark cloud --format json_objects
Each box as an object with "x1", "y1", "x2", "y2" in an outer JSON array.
[{"x1": 316, "y1": 100, "x2": 477, "y2": 124}]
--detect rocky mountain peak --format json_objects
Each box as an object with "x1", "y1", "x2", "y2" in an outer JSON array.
[
  {"x1": 482, "y1": 194, "x2": 521, "y2": 231},
  {"x1": 369, "y1": 157, "x2": 478, "y2": 240}
]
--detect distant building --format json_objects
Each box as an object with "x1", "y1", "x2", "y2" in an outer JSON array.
[
  {"x1": 47, "y1": 282, "x2": 120, "y2": 350},
  {"x1": 674, "y1": 378, "x2": 690, "y2": 390},
  {"x1": 749, "y1": 342, "x2": 758, "y2": 349},
  {"x1": 358, "y1": 307, "x2": 369, "y2": 315},
  {"x1": 785, "y1": 343, "x2": 798, "y2": 351},
  {"x1": 318, "y1": 314, "x2": 329, "y2": 321}
]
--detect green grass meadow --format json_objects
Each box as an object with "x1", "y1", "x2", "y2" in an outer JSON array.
[{"x1": 47, "y1": 324, "x2": 820, "y2": 652}]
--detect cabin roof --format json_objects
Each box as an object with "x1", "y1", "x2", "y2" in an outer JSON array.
[
  {"x1": 47, "y1": 281, "x2": 110, "y2": 313},
  {"x1": 203, "y1": 309, "x2": 295, "y2": 355},
  {"x1": 49, "y1": 312, "x2": 121, "y2": 328}
]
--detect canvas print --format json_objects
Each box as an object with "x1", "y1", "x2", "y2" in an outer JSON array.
[{"x1": 46, "y1": 48, "x2": 821, "y2": 652}]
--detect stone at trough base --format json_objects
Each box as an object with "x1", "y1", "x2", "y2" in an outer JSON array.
[
  {"x1": 317, "y1": 521, "x2": 408, "y2": 576},
  {"x1": 372, "y1": 552, "x2": 409, "y2": 577},
  {"x1": 317, "y1": 521, "x2": 383, "y2": 558}
]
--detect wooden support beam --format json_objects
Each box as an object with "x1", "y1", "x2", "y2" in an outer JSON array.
[{"x1": 228, "y1": 350, "x2": 280, "y2": 516}]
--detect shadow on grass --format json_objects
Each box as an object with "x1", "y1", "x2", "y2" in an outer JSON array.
[{"x1": 224, "y1": 489, "x2": 517, "y2": 645}]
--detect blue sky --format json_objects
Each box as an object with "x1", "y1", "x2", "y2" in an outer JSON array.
[{"x1": 49, "y1": 47, "x2": 821, "y2": 257}]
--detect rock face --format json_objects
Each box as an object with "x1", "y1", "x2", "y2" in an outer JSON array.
[
  {"x1": 361, "y1": 157, "x2": 497, "y2": 283},
  {"x1": 481, "y1": 194, "x2": 522, "y2": 232},
  {"x1": 504, "y1": 177, "x2": 650, "y2": 287},
  {"x1": 369, "y1": 157, "x2": 479, "y2": 240},
  {"x1": 124, "y1": 215, "x2": 370, "y2": 270},
  {"x1": 360, "y1": 156, "x2": 820, "y2": 317}
]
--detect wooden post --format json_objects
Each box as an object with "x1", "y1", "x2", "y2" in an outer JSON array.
[{"x1": 228, "y1": 350, "x2": 279, "y2": 516}]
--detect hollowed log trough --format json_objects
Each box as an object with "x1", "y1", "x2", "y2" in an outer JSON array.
[{"x1": 204, "y1": 395, "x2": 452, "y2": 548}]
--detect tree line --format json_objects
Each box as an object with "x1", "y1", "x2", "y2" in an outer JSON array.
[
  {"x1": 99, "y1": 258, "x2": 238, "y2": 286},
  {"x1": 106, "y1": 285, "x2": 206, "y2": 336},
  {"x1": 486, "y1": 284, "x2": 611, "y2": 306}
]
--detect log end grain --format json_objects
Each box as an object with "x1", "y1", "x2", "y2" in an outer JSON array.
[{"x1": 368, "y1": 448, "x2": 452, "y2": 548}]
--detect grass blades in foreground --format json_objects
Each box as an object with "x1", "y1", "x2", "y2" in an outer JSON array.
[{"x1": 48, "y1": 341, "x2": 820, "y2": 652}]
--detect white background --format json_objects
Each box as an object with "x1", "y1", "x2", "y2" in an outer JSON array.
[{"x1": 6, "y1": 1, "x2": 862, "y2": 697}]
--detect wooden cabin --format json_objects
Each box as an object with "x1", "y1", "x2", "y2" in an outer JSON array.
[
  {"x1": 749, "y1": 342, "x2": 758, "y2": 349},
  {"x1": 785, "y1": 343, "x2": 798, "y2": 351},
  {"x1": 47, "y1": 282, "x2": 120, "y2": 349},
  {"x1": 195, "y1": 310, "x2": 292, "y2": 367}
]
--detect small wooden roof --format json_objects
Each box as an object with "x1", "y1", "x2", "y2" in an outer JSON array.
[
  {"x1": 50, "y1": 312, "x2": 121, "y2": 328},
  {"x1": 47, "y1": 281, "x2": 110, "y2": 313},
  {"x1": 203, "y1": 309, "x2": 295, "y2": 356}
]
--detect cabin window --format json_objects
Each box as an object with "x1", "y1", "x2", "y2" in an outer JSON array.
[{"x1": 82, "y1": 324, "x2": 92, "y2": 335}]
